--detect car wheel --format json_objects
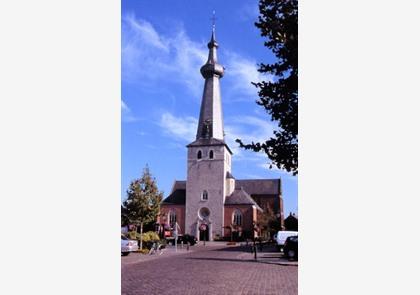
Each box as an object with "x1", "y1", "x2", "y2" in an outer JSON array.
[
  {"x1": 122, "y1": 252, "x2": 130, "y2": 256},
  {"x1": 287, "y1": 249, "x2": 295, "y2": 259}
]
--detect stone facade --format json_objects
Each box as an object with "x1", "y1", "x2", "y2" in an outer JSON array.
[{"x1": 185, "y1": 143, "x2": 231, "y2": 240}]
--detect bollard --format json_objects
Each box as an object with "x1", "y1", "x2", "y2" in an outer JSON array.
[
  {"x1": 187, "y1": 243, "x2": 190, "y2": 251},
  {"x1": 253, "y1": 239, "x2": 257, "y2": 260},
  {"x1": 181, "y1": 241, "x2": 184, "y2": 249}
]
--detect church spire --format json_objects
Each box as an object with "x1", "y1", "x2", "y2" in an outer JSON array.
[{"x1": 196, "y1": 19, "x2": 225, "y2": 141}]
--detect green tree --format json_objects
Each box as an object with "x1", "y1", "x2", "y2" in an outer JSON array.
[
  {"x1": 236, "y1": 0, "x2": 298, "y2": 175},
  {"x1": 121, "y1": 205, "x2": 129, "y2": 227},
  {"x1": 258, "y1": 207, "x2": 282, "y2": 239},
  {"x1": 121, "y1": 165, "x2": 163, "y2": 249}
]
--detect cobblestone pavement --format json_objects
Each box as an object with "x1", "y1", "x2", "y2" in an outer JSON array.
[{"x1": 122, "y1": 243, "x2": 297, "y2": 295}]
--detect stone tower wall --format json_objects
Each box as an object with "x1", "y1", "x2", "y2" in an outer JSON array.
[{"x1": 185, "y1": 145, "x2": 231, "y2": 240}]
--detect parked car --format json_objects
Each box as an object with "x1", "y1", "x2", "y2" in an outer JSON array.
[
  {"x1": 121, "y1": 235, "x2": 138, "y2": 256},
  {"x1": 167, "y1": 234, "x2": 197, "y2": 246},
  {"x1": 283, "y1": 235, "x2": 298, "y2": 260},
  {"x1": 274, "y1": 231, "x2": 298, "y2": 251}
]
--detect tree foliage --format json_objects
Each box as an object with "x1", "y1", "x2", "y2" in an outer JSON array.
[
  {"x1": 258, "y1": 207, "x2": 282, "y2": 238},
  {"x1": 121, "y1": 205, "x2": 129, "y2": 227},
  {"x1": 236, "y1": 0, "x2": 298, "y2": 175},
  {"x1": 121, "y1": 165, "x2": 163, "y2": 248}
]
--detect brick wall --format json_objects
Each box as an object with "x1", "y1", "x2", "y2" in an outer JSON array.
[
  {"x1": 223, "y1": 205, "x2": 255, "y2": 238},
  {"x1": 159, "y1": 205, "x2": 186, "y2": 234}
]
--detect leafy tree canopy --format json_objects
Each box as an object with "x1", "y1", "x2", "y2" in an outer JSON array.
[
  {"x1": 121, "y1": 165, "x2": 163, "y2": 227},
  {"x1": 236, "y1": 0, "x2": 298, "y2": 175}
]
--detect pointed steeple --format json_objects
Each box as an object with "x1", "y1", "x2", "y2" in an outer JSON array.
[{"x1": 196, "y1": 22, "x2": 225, "y2": 141}]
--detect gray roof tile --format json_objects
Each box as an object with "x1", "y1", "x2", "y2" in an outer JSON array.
[
  {"x1": 225, "y1": 188, "x2": 263, "y2": 211},
  {"x1": 235, "y1": 179, "x2": 281, "y2": 195}
]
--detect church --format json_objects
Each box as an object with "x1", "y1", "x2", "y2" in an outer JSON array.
[{"x1": 157, "y1": 26, "x2": 284, "y2": 241}]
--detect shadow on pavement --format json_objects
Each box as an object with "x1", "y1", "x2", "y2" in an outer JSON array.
[
  {"x1": 186, "y1": 256, "x2": 297, "y2": 266},
  {"x1": 211, "y1": 246, "x2": 247, "y2": 252},
  {"x1": 187, "y1": 257, "x2": 259, "y2": 263}
]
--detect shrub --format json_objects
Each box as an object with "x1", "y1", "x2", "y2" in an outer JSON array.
[
  {"x1": 128, "y1": 231, "x2": 137, "y2": 240},
  {"x1": 141, "y1": 231, "x2": 160, "y2": 242},
  {"x1": 136, "y1": 249, "x2": 149, "y2": 254},
  {"x1": 137, "y1": 231, "x2": 160, "y2": 249}
]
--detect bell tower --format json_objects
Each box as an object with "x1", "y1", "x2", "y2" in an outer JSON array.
[{"x1": 185, "y1": 24, "x2": 232, "y2": 241}]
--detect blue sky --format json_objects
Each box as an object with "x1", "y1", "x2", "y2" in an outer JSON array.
[{"x1": 121, "y1": 0, "x2": 298, "y2": 216}]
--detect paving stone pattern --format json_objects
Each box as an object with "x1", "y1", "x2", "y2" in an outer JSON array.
[{"x1": 122, "y1": 244, "x2": 297, "y2": 295}]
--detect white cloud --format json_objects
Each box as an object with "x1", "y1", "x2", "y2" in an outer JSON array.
[
  {"x1": 122, "y1": 14, "x2": 271, "y2": 101},
  {"x1": 159, "y1": 112, "x2": 197, "y2": 142},
  {"x1": 157, "y1": 112, "x2": 295, "y2": 178},
  {"x1": 225, "y1": 115, "x2": 275, "y2": 155},
  {"x1": 223, "y1": 115, "x2": 279, "y2": 172},
  {"x1": 223, "y1": 52, "x2": 272, "y2": 101},
  {"x1": 121, "y1": 100, "x2": 129, "y2": 111},
  {"x1": 121, "y1": 99, "x2": 138, "y2": 122},
  {"x1": 257, "y1": 163, "x2": 297, "y2": 181},
  {"x1": 237, "y1": 2, "x2": 259, "y2": 21},
  {"x1": 157, "y1": 112, "x2": 275, "y2": 158},
  {"x1": 122, "y1": 14, "x2": 207, "y2": 96},
  {"x1": 124, "y1": 14, "x2": 169, "y2": 51}
]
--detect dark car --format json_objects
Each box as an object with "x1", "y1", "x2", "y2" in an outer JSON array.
[
  {"x1": 168, "y1": 234, "x2": 197, "y2": 246},
  {"x1": 283, "y1": 235, "x2": 298, "y2": 260}
]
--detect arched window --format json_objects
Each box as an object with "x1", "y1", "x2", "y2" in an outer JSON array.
[
  {"x1": 169, "y1": 210, "x2": 176, "y2": 226},
  {"x1": 197, "y1": 150, "x2": 202, "y2": 159},
  {"x1": 209, "y1": 150, "x2": 214, "y2": 159},
  {"x1": 232, "y1": 210, "x2": 242, "y2": 226},
  {"x1": 201, "y1": 190, "x2": 208, "y2": 201}
]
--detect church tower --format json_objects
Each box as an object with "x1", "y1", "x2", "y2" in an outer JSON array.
[{"x1": 185, "y1": 26, "x2": 233, "y2": 241}]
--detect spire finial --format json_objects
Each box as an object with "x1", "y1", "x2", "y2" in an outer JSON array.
[
  {"x1": 207, "y1": 11, "x2": 218, "y2": 48},
  {"x1": 211, "y1": 10, "x2": 216, "y2": 31}
]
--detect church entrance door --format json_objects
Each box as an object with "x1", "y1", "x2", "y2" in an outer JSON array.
[{"x1": 199, "y1": 224, "x2": 209, "y2": 241}]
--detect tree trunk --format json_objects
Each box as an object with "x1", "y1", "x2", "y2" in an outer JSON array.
[{"x1": 139, "y1": 222, "x2": 144, "y2": 250}]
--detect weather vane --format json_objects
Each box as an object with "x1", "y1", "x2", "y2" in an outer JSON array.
[{"x1": 210, "y1": 10, "x2": 216, "y2": 29}]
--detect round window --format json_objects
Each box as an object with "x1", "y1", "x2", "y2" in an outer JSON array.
[{"x1": 199, "y1": 207, "x2": 210, "y2": 219}]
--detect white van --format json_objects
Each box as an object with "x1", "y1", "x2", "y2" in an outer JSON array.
[{"x1": 274, "y1": 231, "x2": 298, "y2": 250}]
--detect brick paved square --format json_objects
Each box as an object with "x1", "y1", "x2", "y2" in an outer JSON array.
[{"x1": 122, "y1": 243, "x2": 297, "y2": 295}]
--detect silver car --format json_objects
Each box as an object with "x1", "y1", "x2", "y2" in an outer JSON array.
[{"x1": 121, "y1": 235, "x2": 138, "y2": 256}]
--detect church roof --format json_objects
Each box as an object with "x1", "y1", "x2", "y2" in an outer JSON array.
[
  {"x1": 235, "y1": 179, "x2": 282, "y2": 196},
  {"x1": 171, "y1": 180, "x2": 186, "y2": 191},
  {"x1": 162, "y1": 189, "x2": 185, "y2": 205},
  {"x1": 225, "y1": 187, "x2": 263, "y2": 211},
  {"x1": 161, "y1": 181, "x2": 186, "y2": 205}
]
